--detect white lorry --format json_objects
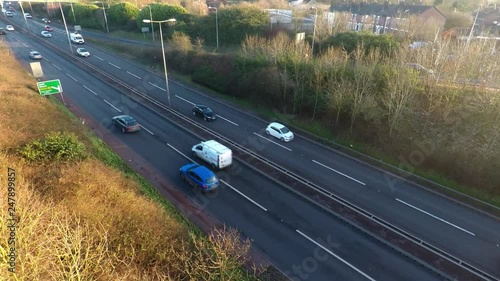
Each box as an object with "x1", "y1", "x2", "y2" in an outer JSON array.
[
  {"x1": 70, "y1": 32, "x2": 84, "y2": 44},
  {"x1": 192, "y1": 140, "x2": 232, "y2": 170}
]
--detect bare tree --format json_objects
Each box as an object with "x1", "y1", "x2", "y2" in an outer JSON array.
[{"x1": 349, "y1": 45, "x2": 378, "y2": 133}]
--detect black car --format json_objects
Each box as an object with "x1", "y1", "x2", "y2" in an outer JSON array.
[
  {"x1": 111, "y1": 115, "x2": 140, "y2": 133},
  {"x1": 0, "y1": 28, "x2": 5, "y2": 35},
  {"x1": 192, "y1": 105, "x2": 216, "y2": 121}
]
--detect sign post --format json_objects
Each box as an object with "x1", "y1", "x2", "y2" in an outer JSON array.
[{"x1": 36, "y1": 79, "x2": 65, "y2": 103}]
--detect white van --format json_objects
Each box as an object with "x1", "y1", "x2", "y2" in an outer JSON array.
[
  {"x1": 192, "y1": 140, "x2": 232, "y2": 170},
  {"x1": 70, "y1": 32, "x2": 84, "y2": 44}
]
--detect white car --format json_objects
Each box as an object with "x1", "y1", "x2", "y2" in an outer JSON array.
[
  {"x1": 24, "y1": 13, "x2": 32, "y2": 18},
  {"x1": 266, "y1": 122, "x2": 294, "y2": 142},
  {"x1": 29, "y1": 51, "x2": 42, "y2": 60},
  {"x1": 40, "y1": 31, "x2": 51, "y2": 38},
  {"x1": 6, "y1": 25, "x2": 14, "y2": 31},
  {"x1": 76, "y1": 48, "x2": 90, "y2": 57}
]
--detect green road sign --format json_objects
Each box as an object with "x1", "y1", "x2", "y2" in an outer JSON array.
[{"x1": 37, "y1": 79, "x2": 63, "y2": 96}]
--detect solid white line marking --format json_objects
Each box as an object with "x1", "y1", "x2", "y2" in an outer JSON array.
[
  {"x1": 66, "y1": 73, "x2": 78, "y2": 82},
  {"x1": 221, "y1": 180, "x2": 267, "y2": 212},
  {"x1": 312, "y1": 160, "x2": 366, "y2": 185},
  {"x1": 296, "y1": 230, "x2": 377, "y2": 281},
  {"x1": 94, "y1": 55, "x2": 104, "y2": 61},
  {"x1": 52, "y1": 63, "x2": 61, "y2": 70},
  {"x1": 396, "y1": 198, "x2": 475, "y2": 236},
  {"x1": 83, "y1": 85, "x2": 98, "y2": 96},
  {"x1": 148, "y1": 82, "x2": 166, "y2": 92},
  {"x1": 216, "y1": 115, "x2": 239, "y2": 126},
  {"x1": 126, "y1": 71, "x2": 142, "y2": 79},
  {"x1": 103, "y1": 99, "x2": 122, "y2": 113},
  {"x1": 108, "y1": 62, "x2": 121, "y2": 69},
  {"x1": 166, "y1": 143, "x2": 198, "y2": 163},
  {"x1": 175, "y1": 95, "x2": 195, "y2": 105},
  {"x1": 140, "y1": 125, "x2": 154, "y2": 135},
  {"x1": 253, "y1": 132, "x2": 292, "y2": 152}
]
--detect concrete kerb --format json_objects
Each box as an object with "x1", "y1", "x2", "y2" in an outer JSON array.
[{"x1": 83, "y1": 36, "x2": 500, "y2": 218}]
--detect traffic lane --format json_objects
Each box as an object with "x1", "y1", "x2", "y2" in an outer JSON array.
[
  {"x1": 5, "y1": 35, "x2": 144, "y2": 132},
  {"x1": 119, "y1": 129, "x2": 441, "y2": 281},
  {"x1": 293, "y1": 133, "x2": 500, "y2": 272},
  {"x1": 247, "y1": 130, "x2": 500, "y2": 274},
  {"x1": 106, "y1": 126, "x2": 373, "y2": 281},
  {"x1": 210, "y1": 163, "x2": 442, "y2": 281}
]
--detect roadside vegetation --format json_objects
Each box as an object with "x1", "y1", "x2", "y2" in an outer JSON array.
[{"x1": 0, "y1": 42, "x2": 269, "y2": 280}]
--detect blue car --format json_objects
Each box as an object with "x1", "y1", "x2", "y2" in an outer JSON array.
[{"x1": 179, "y1": 163, "x2": 219, "y2": 192}]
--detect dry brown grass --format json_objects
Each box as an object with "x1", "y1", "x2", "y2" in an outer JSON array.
[{"x1": 0, "y1": 41, "x2": 254, "y2": 280}]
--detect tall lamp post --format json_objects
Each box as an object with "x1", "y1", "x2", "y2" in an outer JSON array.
[
  {"x1": 94, "y1": 1, "x2": 109, "y2": 33},
  {"x1": 141, "y1": 5, "x2": 155, "y2": 41},
  {"x1": 311, "y1": 6, "x2": 317, "y2": 56},
  {"x1": 143, "y1": 18, "x2": 176, "y2": 107},
  {"x1": 59, "y1": 2, "x2": 73, "y2": 54},
  {"x1": 102, "y1": 3, "x2": 109, "y2": 33},
  {"x1": 18, "y1": 2, "x2": 31, "y2": 32},
  {"x1": 209, "y1": 6, "x2": 219, "y2": 51}
]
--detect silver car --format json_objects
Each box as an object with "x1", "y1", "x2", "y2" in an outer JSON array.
[
  {"x1": 29, "y1": 51, "x2": 42, "y2": 60},
  {"x1": 76, "y1": 48, "x2": 90, "y2": 57},
  {"x1": 40, "y1": 31, "x2": 52, "y2": 38}
]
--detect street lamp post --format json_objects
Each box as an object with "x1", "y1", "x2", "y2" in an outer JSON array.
[
  {"x1": 102, "y1": 3, "x2": 109, "y2": 33},
  {"x1": 18, "y1": 2, "x2": 31, "y2": 32},
  {"x1": 70, "y1": 2, "x2": 76, "y2": 23},
  {"x1": 311, "y1": 6, "x2": 317, "y2": 56},
  {"x1": 141, "y1": 5, "x2": 155, "y2": 41},
  {"x1": 209, "y1": 7, "x2": 219, "y2": 51},
  {"x1": 143, "y1": 18, "x2": 176, "y2": 107},
  {"x1": 93, "y1": 1, "x2": 109, "y2": 33},
  {"x1": 215, "y1": 7, "x2": 219, "y2": 51},
  {"x1": 59, "y1": 2, "x2": 73, "y2": 54}
]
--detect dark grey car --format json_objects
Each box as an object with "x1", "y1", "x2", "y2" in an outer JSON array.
[
  {"x1": 111, "y1": 115, "x2": 140, "y2": 133},
  {"x1": 192, "y1": 105, "x2": 216, "y2": 121}
]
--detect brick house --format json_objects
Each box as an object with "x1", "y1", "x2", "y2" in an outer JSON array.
[{"x1": 329, "y1": 1, "x2": 446, "y2": 35}]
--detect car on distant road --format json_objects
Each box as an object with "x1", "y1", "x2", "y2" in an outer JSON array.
[
  {"x1": 266, "y1": 122, "x2": 294, "y2": 142},
  {"x1": 76, "y1": 48, "x2": 90, "y2": 57},
  {"x1": 6, "y1": 25, "x2": 14, "y2": 31},
  {"x1": 42, "y1": 18, "x2": 50, "y2": 23},
  {"x1": 405, "y1": 63, "x2": 434, "y2": 76},
  {"x1": 29, "y1": 51, "x2": 42, "y2": 60},
  {"x1": 111, "y1": 115, "x2": 140, "y2": 133},
  {"x1": 40, "y1": 31, "x2": 51, "y2": 38},
  {"x1": 44, "y1": 25, "x2": 53, "y2": 31},
  {"x1": 5, "y1": 11, "x2": 13, "y2": 17},
  {"x1": 179, "y1": 163, "x2": 219, "y2": 192},
  {"x1": 0, "y1": 28, "x2": 6, "y2": 35},
  {"x1": 192, "y1": 105, "x2": 216, "y2": 121},
  {"x1": 24, "y1": 13, "x2": 32, "y2": 18}
]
